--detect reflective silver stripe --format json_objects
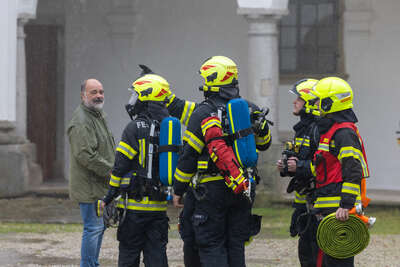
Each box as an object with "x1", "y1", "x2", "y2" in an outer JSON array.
[
  {"x1": 139, "y1": 139, "x2": 145, "y2": 167},
  {"x1": 182, "y1": 101, "x2": 196, "y2": 126},
  {"x1": 109, "y1": 175, "x2": 121, "y2": 187},
  {"x1": 295, "y1": 138, "x2": 310, "y2": 147},
  {"x1": 294, "y1": 192, "x2": 306, "y2": 203},
  {"x1": 183, "y1": 131, "x2": 204, "y2": 153},
  {"x1": 338, "y1": 147, "x2": 369, "y2": 177},
  {"x1": 342, "y1": 184, "x2": 360, "y2": 195},
  {"x1": 174, "y1": 173, "x2": 192, "y2": 182},
  {"x1": 116, "y1": 144, "x2": 135, "y2": 159},
  {"x1": 201, "y1": 119, "x2": 222, "y2": 135},
  {"x1": 147, "y1": 122, "x2": 155, "y2": 180},
  {"x1": 318, "y1": 143, "x2": 329, "y2": 151},
  {"x1": 121, "y1": 177, "x2": 130, "y2": 186},
  {"x1": 117, "y1": 198, "x2": 167, "y2": 211}
]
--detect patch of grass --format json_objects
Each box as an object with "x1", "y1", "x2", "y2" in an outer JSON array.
[
  {"x1": 363, "y1": 206, "x2": 400, "y2": 235},
  {"x1": 252, "y1": 204, "x2": 293, "y2": 239},
  {"x1": 252, "y1": 205, "x2": 400, "y2": 238},
  {"x1": 0, "y1": 222, "x2": 82, "y2": 234}
]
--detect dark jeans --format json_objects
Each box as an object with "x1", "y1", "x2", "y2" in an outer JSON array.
[
  {"x1": 192, "y1": 181, "x2": 251, "y2": 267},
  {"x1": 117, "y1": 211, "x2": 169, "y2": 267}
]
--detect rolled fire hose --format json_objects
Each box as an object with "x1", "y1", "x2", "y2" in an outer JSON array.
[{"x1": 317, "y1": 213, "x2": 370, "y2": 259}]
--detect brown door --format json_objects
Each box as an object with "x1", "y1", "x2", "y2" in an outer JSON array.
[{"x1": 25, "y1": 24, "x2": 59, "y2": 181}]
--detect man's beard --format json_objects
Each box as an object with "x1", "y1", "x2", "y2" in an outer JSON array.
[{"x1": 84, "y1": 97, "x2": 104, "y2": 110}]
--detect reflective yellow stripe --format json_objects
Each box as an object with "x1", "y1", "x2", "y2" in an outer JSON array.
[
  {"x1": 314, "y1": 196, "x2": 341, "y2": 208},
  {"x1": 295, "y1": 137, "x2": 310, "y2": 147},
  {"x1": 342, "y1": 182, "x2": 360, "y2": 195},
  {"x1": 337, "y1": 146, "x2": 369, "y2": 177},
  {"x1": 318, "y1": 143, "x2": 329, "y2": 151},
  {"x1": 256, "y1": 130, "x2": 271, "y2": 145},
  {"x1": 174, "y1": 168, "x2": 195, "y2": 183},
  {"x1": 199, "y1": 175, "x2": 224, "y2": 183},
  {"x1": 210, "y1": 152, "x2": 218, "y2": 162},
  {"x1": 313, "y1": 195, "x2": 361, "y2": 208},
  {"x1": 310, "y1": 161, "x2": 316, "y2": 176},
  {"x1": 117, "y1": 197, "x2": 167, "y2": 211},
  {"x1": 294, "y1": 191, "x2": 307, "y2": 204},
  {"x1": 168, "y1": 120, "x2": 173, "y2": 185},
  {"x1": 183, "y1": 130, "x2": 204, "y2": 154},
  {"x1": 165, "y1": 94, "x2": 176, "y2": 108},
  {"x1": 109, "y1": 174, "x2": 121, "y2": 187},
  {"x1": 121, "y1": 177, "x2": 130, "y2": 186},
  {"x1": 181, "y1": 101, "x2": 196, "y2": 126},
  {"x1": 201, "y1": 119, "x2": 222, "y2": 136},
  {"x1": 116, "y1": 141, "x2": 137, "y2": 160},
  {"x1": 197, "y1": 161, "x2": 208, "y2": 170},
  {"x1": 138, "y1": 139, "x2": 145, "y2": 168},
  {"x1": 203, "y1": 86, "x2": 220, "y2": 92},
  {"x1": 225, "y1": 179, "x2": 237, "y2": 190}
]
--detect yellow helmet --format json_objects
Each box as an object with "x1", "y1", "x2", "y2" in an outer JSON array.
[
  {"x1": 289, "y1": 78, "x2": 319, "y2": 113},
  {"x1": 131, "y1": 74, "x2": 171, "y2": 102},
  {"x1": 200, "y1": 56, "x2": 238, "y2": 88},
  {"x1": 312, "y1": 77, "x2": 353, "y2": 115}
]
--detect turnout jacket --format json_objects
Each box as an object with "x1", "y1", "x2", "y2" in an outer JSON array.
[
  {"x1": 107, "y1": 108, "x2": 169, "y2": 212},
  {"x1": 287, "y1": 113, "x2": 319, "y2": 207},
  {"x1": 312, "y1": 109, "x2": 369, "y2": 214},
  {"x1": 169, "y1": 94, "x2": 272, "y2": 196},
  {"x1": 68, "y1": 103, "x2": 115, "y2": 203}
]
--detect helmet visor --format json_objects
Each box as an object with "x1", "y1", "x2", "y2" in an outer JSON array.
[
  {"x1": 128, "y1": 91, "x2": 139, "y2": 107},
  {"x1": 288, "y1": 87, "x2": 301, "y2": 97}
]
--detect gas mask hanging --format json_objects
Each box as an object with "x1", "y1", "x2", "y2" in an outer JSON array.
[{"x1": 125, "y1": 90, "x2": 143, "y2": 120}]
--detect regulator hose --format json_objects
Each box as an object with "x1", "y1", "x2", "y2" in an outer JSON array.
[{"x1": 317, "y1": 213, "x2": 370, "y2": 259}]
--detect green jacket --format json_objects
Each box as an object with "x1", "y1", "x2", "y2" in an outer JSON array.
[{"x1": 67, "y1": 103, "x2": 115, "y2": 203}]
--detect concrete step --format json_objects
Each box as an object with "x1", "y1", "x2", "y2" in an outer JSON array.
[{"x1": 28, "y1": 180, "x2": 69, "y2": 198}]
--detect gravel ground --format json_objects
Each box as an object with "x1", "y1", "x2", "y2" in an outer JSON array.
[
  {"x1": 0, "y1": 197, "x2": 399, "y2": 266},
  {"x1": 0, "y1": 230, "x2": 399, "y2": 266}
]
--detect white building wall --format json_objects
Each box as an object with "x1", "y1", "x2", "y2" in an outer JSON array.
[
  {"x1": 0, "y1": 0, "x2": 17, "y2": 122},
  {"x1": 61, "y1": 0, "x2": 400, "y2": 190},
  {"x1": 278, "y1": 0, "x2": 400, "y2": 190},
  {"x1": 63, "y1": 0, "x2": 250, "y2": 177},
  {"x1": 345, "y1": 0, "x2": 400, "y2": 190}
]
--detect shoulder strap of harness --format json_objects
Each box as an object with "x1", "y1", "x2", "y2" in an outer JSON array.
[
  {"x1": 319, "y1": 121, "x2": 371, "y2": 207},
  {"x1": 204, "y1": 98, "x2": 253, "y2": 143},
  {"x1": 320, "y1": 122, "x2": 357, "y2": 143}
]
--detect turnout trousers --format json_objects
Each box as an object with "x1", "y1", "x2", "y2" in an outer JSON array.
[
  {"x1": 117, "y1": 211, "x2": 169, "y2": 267},
  {"x1": 192, "y1": 180, "x2": 251, "y2": 267}
]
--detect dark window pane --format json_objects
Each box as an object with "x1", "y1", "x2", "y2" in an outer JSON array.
[
  {"x1": 280, "y1": 27, "x2": 297, "y2": 47},
  {"x1": 281, "y1": 3, "x2": 297, "y2": 26},
  {"x1": 280, "y1": 48, "x2": 297, "y2": 72},
  {"x1": 318, "y1": 48, "x2": 337, "y2": 73},
  {"x1": 301, "y1": 4, "x2": 317, "y2": 26},
  {"x1": 299, "y1": 46, "x2": 317, "y2": 72},
  {"x1": 318, "y1": 3, "x2": 335, "y2": 25},
  {"x1": 279, "y1": 0, "x2": 339, "y2": 74},
  {"x1": 318, "y1": 27, "x2": 337, "y2": 47},
  {"x1": 301, "y1": 26, "x2": 316, "y2": 46}
]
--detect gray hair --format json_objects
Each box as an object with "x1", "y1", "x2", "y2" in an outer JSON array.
[{"x1": 81, "y1": 80, "x2": 88, "y2": 93}]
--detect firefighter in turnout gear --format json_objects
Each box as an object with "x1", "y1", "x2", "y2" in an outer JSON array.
[
  {"x1": 102, "y1": 74, "x2": 171, "y2": 267},
  {"x1": 172, "y1": 56, "x2": 271, "y2": 267},
  {"x1": 168, "y1": 94, "x2": 267, "y2": 267},
  {"x1": 310, "y1": 77, "x2": 370, "y2": 267},
  {"x1": 277, "y1": 78, "x2": 320, "y2": 267}
]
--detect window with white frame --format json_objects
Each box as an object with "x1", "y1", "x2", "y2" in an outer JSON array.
[{"x1": 279, "y1": 0, "x2": 341, "y2": 76}]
